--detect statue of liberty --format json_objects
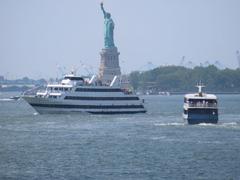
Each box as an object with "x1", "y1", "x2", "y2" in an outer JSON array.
[{"x1": 100, "y1": 2, "x2": 115, "y2": 48}]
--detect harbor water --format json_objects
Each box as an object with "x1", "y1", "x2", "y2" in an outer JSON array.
[{"x1": 0, "y1": 92, "x2": 240, "y2": 179}]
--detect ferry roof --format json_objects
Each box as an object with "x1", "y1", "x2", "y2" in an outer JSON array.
[{"x1": 185, "y1": 93, "x2": 217, "y2": 99}]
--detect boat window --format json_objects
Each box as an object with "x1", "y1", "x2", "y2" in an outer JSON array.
[
  {"x1": 188, "y1": 99, "x2": 217, "y2": 104},
  {"x1": 76, "y1": 82, "x2": 83, "y2": 86},
  {"x1": 64, "y1": 88, "x2": 68, "y2": 91},
  {"x1": 75, "y1": 88, "x2": 122, "y2": 92},
  {"x1": 49, "y1": 95, "x2": 57, "y2": 99},
  {"x1": 64, "y1": 96, "x2": 139, "y2": 100},
  {"x1": 54, "y1": 87, "x2": 58, "y2": 91},
  {"x1": 64, "y1": 77, "x2": 84, "y2": 81},
  {"x1": 59, "y1": 88, "x2": 63, "y2": 91},
  {"x1": 189, "y1": 109, "x2": 217, "y2": 114},
  {"x1": 184, "y1": 97, "x2": 187, "y2": 103}
]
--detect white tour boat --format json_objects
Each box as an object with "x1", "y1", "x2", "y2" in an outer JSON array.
[{"x1": 23, "y1": 73, "x2": 146, "y2": 114}]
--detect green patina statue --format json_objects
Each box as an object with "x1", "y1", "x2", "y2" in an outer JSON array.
[{"x1": 101, "y1": 2, "x2": 115, "y2": 48}]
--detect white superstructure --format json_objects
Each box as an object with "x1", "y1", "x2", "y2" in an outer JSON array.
[{"x1": 23, "y1": 73, "x2": 146, "y2": 114}]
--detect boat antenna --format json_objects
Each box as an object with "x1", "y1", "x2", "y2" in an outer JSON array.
[
  {"x1": 70, "y1": 67, "x2": 77, "y2": 75},
  {"x1": 196, "y1": 81, "x2": 205, "y2": 97}
]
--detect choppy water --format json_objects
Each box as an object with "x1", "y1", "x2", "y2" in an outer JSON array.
[{"x1": 0, "y1": 92, "x2": 240, "y2": 180}]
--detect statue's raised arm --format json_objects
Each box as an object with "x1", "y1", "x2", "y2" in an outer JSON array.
[{"x1": 100, "y1": 2, "x2": 106, "y2": 17}]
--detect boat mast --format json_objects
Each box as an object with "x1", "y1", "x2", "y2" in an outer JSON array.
[{"x1": 196, "y1": 81, "x2": 205, "y2": 96}]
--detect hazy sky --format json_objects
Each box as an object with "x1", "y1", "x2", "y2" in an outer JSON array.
[{"x1": 0, "y1": 0, "x2": 240, "y2": 79}]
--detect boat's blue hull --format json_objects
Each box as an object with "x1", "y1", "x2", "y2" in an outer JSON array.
[{"x1": 184, "y1": 108, "x2": 218, "y2": 124}]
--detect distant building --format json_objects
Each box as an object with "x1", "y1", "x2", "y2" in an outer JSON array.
[{"x1": 0, "y1": 76, "x2": 4, "y2": 82}]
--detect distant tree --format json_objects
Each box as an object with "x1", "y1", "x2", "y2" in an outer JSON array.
[{"x1": 129, "y1": 65, "x2": 240, "y2": 92}]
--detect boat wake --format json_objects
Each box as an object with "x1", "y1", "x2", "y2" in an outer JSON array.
[
  {"x1": 221, "y1": 122, "x2": 238, "y2": 126},
  {"x1": 154, "y1": 122, "x2": 185, "y2": 126},
  {"x1": 0, "y1": 98, "x2": 15, "y2": 101},
  {"x1": 150, "y1": 136, "x2": 167, "y2": 140},
  {"x1": 198, "y1": 122, "x2": 239, "y2": 128},
  {"x1": 154, "y1": 122, "x2": 239, "y2": 128},
  {"x1": 198, "y1": 123, "x2": 216, "y2": 126},
  {"x1": 220, "y1": 122, "x2": 239, "y2": 128}
]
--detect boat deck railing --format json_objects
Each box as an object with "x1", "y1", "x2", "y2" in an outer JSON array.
[
  {"x1": 23, "y1": 86, "x2": 45, "y2": 96},
  {"x1": 187, "y1": 102, "x2": 217, "y2": 108}
]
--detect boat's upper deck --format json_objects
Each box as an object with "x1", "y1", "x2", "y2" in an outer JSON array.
[
  {"x1": 40, "y1": 73, "x2": 134, "y2": 96},
  {"x1": 185, "y1": 93, "x2": 217, "y2": 100},
  {"x1": 184, "y1": 84, "x2": 218, "y2": 109}
]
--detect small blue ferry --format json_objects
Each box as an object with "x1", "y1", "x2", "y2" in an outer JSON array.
[{"x1": 183, "y1": 83, "x2": 218, "y2": 124}]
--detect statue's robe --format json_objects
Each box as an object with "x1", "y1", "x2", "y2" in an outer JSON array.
[{"x1": 104, "y1": 18, "x2": 115, "y2": 48}]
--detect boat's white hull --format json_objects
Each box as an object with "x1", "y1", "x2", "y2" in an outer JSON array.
[
  {"x1": 31, "y1": 106, "x2": 146, "y2": 114},
  {"x1": 23, "y1": 96, "x2": 146, "y2": 114}
]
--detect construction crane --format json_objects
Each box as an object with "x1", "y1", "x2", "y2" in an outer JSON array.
[
  {"x1": 179, "y1": 56, "x2": 185, "y2": 66},
  {"x1": 187, "y1": 61, "x2": 195, "y2": 68},
  {"x1": 213, "y1": 61, "x2": 224, "y2": 69},
  {"x1": 203, "y1": 61, "x2": 210, "y2": 67},
  {"x1": 237, "y1": 50, "x2": 240, "y2": 69},
  {"x1": 139, "y1": 61, "x2": 156, "y2": 72},
  {"x1": 79, "y1": 61, "x2": 95, "y2": 76}
]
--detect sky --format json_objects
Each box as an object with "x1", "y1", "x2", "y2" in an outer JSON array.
[{"x1": 0, "y1": 0, "x2": 240, "y2": 79}]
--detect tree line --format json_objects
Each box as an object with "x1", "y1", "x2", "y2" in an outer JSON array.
[{"x1": 129, "y1": 65, "x2": 240, "y2": 93}]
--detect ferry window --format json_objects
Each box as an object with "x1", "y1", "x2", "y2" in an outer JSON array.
[
  {"x1": 189, "y1": 109, "x2": 214, "y2": 114},
  {"x1": 64, "y1": 88, "x2": 68, "y2": 91},
  {"x1": 59, "y1": 88, "x2": 63, "y2": 91},
  {"x1": 65, "y1": 77, "x2": 84, "y2": 81},
  {"x1": 54, "y1": 87, "x2": 58, "y2": 91},
  {"x1": 76, "y1": 82, "x2": 83, "y2": 86}
]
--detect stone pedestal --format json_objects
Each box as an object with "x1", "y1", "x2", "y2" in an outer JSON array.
[{"x1": 99, "y1": 47, "x2": 121, "y2": 85}]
